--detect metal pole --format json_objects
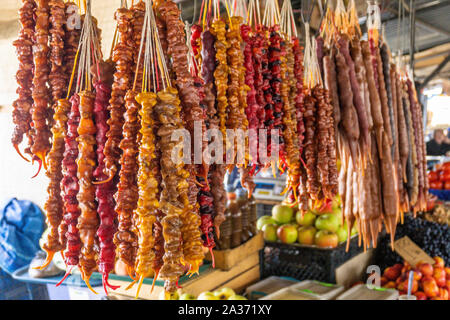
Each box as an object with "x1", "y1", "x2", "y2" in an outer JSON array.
[
  {"x1": 419, "y1": 54, "x2": 450, "y2": 89},
  {"x1": 409, "y1": 0, "x2": 416, "y2": 73}
]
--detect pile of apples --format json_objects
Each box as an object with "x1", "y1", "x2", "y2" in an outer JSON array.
[
  {"x1": 160, "y1": 287, "x2": 247, "y2": 300},
  {"x1": 428, "y1": 161, "x2": 450, "y2": 190},
  {"x1": 381, "y1": 257, "x2": 450, "y2": 300},
  {"x1": 257, "y1": 197, "x2": 357, "y2": 249}
]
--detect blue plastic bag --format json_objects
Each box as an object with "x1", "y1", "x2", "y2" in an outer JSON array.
[{"x1": 0, "y1": 198, "x2": 45, "y2": 275}]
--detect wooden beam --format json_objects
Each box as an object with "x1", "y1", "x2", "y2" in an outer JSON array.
[
  {"x1": 420, "y1": 54, "x2": 450, "y2": 89},
  {"x1": 415, "y1": 55, "x2": 448, "y2": 70}
]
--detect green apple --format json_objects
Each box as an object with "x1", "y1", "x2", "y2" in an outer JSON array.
[
  {"x1": 336, "y1": 226, "x2": 348, "y2": 243},
  {"x1": 296, "y1": 211, "x2": 316, "y2": 227},
  {"x1": 257, "y1": 216, "x2": 277, "y2": 230},
  {"x1": 277, "y1": 224, "x2": 298, "y2": 244},
  {"x1": 342, "y1": 220, "x2": 348, "y2": 229},
  {"x1": 213, "y1": 287, "x2": 235, "y2": 300},
  {"x1": 297, "y1": 226, "x2": 317, "y2": 245},
  {"x1": 314, "y1": 230, "x2": 339, "y2": 248},
  {"x1": 272, "y1": 205, "x2": 294, "y2": 224},
  {"x1": 179, "y1": 293, "x2": 196, "y2": 300},
  {"x1": 197, "y1": 292, "x2": 220, "y2": 300},
  {"x1": 332, "y1": 195, "x2": 341, "y2": 210},
  {"x1": 262, "y1": 223, "x2": 278, "y2": 242},
  {"x1": 351, "y1": 223, "x2": 358, "y2": 236},
  {"x1": 228, "y1": 294, "x2": 247, "y2": 300},
  {"x1": 332, "y1": 205, "x2": 342, "y2": 218},
  {"x1": 315, "y1": 213, "x2": 340, "y2": 232},
  {"x1": 159, "y1": 290, "x2": 180, "y2": 300}
]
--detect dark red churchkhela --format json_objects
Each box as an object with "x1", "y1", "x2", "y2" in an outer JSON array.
[
  {"x1": 241, "y1": 24, "x2": 259, "y2": 167},
  {"x1": 93, "y1": 79, "x2": 118, "y2": 293},
  {"x1": 61, "y1": 94, "x2": 81, "y2": 267}
]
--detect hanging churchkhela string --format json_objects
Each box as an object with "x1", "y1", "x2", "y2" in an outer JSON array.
[
  {"x1": 151, "y1": 0, "x2": 196, "y2": 298},
  {"x1": 12, "y1": 0, "x2": 36, "y2": 162},
  {"x1": 33, "y1": 0, "x2": 68, "y2": 271},
  {"x1": 278, "y1": 0, "x2": 301, "y2": 206},
  {"x1": 157, "y1": 0, "x2": 204, "y2": 281},
  {"x1": 236, "y1": 0, "x2": 256, "y2": 198},
  {"x1": 73, "y1": 0, "x2": 102, "y2": 292},
  {"x1": 194, "y1": 0, "x2": 218, "y2": 258},
  {"x1": 30, "y1": 0, "x2": 52, "y2": 174},
  {"x1": 126, "y1": 0, "x2": 161, "y2": 297},
  {"x1": 226, "y1": 1, "x2": 253, "y2": 196},
  {"x1": 263, "y1": 0, "x2": 284, "y2": 175},
  {"x1": 207, "y1": 0, "x2": 228, "y2": 238},
  {"x1": 92, "y1": 47, "x2": 117, "y2": 294}
]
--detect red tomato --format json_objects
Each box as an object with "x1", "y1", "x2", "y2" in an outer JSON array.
[
  {"x1": 428, "y1": 171, "x2": 438, "y2": 182},
  {"x1": 430, "y1": 181, "x2": 443, "y2": 190},
  {"x1": 445, "y1": 181, "x2": 450, "y2": 190},
  {"x1": 442, "y1": 162, "x2": 450, "y2": 171},
  {"x1": 442, "y1": 172, "x2": 450, "y2": 182}
]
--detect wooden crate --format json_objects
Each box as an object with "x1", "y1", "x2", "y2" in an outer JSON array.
[
  {"x1": 205, "y1": 232, "x2": 264, "y2": 270},
  {"x1": 108, "y1": 252, "x2": 260, "y2": 300}
]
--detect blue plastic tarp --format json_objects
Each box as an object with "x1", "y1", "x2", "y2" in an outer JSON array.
[{"x1": 0, "y1": 198, "x2": 45, "y2": 275}]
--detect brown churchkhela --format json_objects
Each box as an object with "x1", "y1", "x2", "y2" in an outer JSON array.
[
  {"x1": 157, "y1": 0, "x2": 204, "y2": 272},
  {"x1": 31, "y1": 0, "x2": 52, "y2": 166},
  {"x1": 12, "y1": 0, "x2": 36, "y2": 159},
  {"x1": 226, "y1": 16, "x2": 248, "y2": 166},
  {"x1": 103, "y1": 7, "x2": 134, "y2": 182},
  {"x1": 337, "y1": 35, "x2": 370, "y2": 157},
  {"x1": 323, "y1": 55, "x2": 340, "y2": 133},
  {"x1": 155, "y1": 87, "x2": 187, "y2": 294},
  {"x1": 361, "y1": 41, "x2": 384, "y2": 155},
  {"x1": 209, "y1": 17, "x2": 228, "y2": 233},
  {"x1": 281, "y1": 36, "x2": 301, "y2": 200},
  {"x1": 114, "y1": 90, "x2": 140, "y2": 272},
  {"x1": 107, "y1": 7, "x2": 137, "y2": 277},
  {"x1": 41, "y1": 99, "x2": 70, "y2": 269},
  {"x1": 47, "y1": 0, "x2": 67, "y2": 253},
  {"x1": 76, "y1": 91, "x2": 99, "y2": 283},
  {"x1": 48, "y1": 0, "x2": 66, "y2": 107},
  {"x1": 303, "y1": 93, "x2": 319, "y2": 200},
  {"x1": 61, "y1": 94, "x2": 82, "y2": 267},
  {"x1": 375, "y1": 46, "x2": 393, "y2": 148},
  {"x1": 63, "y1": 2, "x2": 81, "y2": 98},
  {"x1": 335, "y1": 49, "x2": 360, "y2": 165}
]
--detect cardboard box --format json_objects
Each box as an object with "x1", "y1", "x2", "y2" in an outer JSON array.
[
  {"x1": 205, "y1": 232, "x2": 264, "y2": 270},
  {"x1": 335, "y1": 248, "x2": 376, "y2": 288},
  {"x1": 108, "y1": 251, "x2": 261, "y2": 300}
]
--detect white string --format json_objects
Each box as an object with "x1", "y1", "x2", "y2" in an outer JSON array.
[
  {"x1": 366, "y1": 1, "x2": 381, "y2": 31},
  {"x1": 303, "y1": 22, "x2": 322, "y2": 89},
  {"x1": 280, "y1": 0, "x2": 297, "y2": 38},
  {"x1": 395, "y1": 0, "x2": 402, "y2": 55},
  {"x1": 185, "y1": 21, "x2": 199, "y2": 76},
  {"x1": 74, "y1": 0, "x2": 99, "y2": 93}
]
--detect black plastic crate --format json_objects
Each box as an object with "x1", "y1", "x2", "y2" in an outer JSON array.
[
  {"x1": 261, "y1": 236, "x2": 364, "y2": 283},
  {"x1": 256, "y1": 203, "x2": 276, "y2": 219}
]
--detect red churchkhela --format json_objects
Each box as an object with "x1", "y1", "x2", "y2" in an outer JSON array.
[{"x1": 93, "y1": 80, "x2": 120, "y2": 294}]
